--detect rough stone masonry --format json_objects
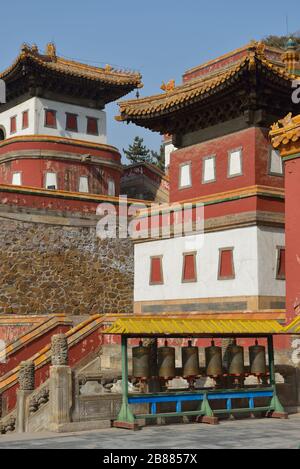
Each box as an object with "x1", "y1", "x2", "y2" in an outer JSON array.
[{"x1": 0, "y1": 208, "x2": 134, "y2": 315}]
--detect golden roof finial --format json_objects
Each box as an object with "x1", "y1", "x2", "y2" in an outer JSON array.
[
  {"x1": 31, "y1": 44, "x2": 38, "y2": 54},
  {"x1": 256, "y1": 41, "x2": 265, "y2": 57},
  {"x1": 46, "y1": 42, "x2": 57, "y2": 60},
  {"x1": 104, "y1": 64, "x2": 113, "y2": 72},
  {"x1": 282, "y1": 38, "x2": 300, "y2": 73},
  {"x1": 160, "y1": 79, "x2": 175, "y2": 92}
]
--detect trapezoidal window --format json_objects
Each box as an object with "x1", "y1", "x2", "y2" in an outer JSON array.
[
  {"x1": 269, "y1": 148, "x2": 283, "y2": 176},
  {"x1": 276, "y1": 247, "x2": 285, "y2": 280},
  {"x1": 10, "y1": 116, "x2": 17, "y2": 134},
  {"x1": 45, "y1": 172, "x2": 58, "y2": 190},
  {"x1": 202, "y1": 155, "x2": 216, "y2": 183},
  {"x1": 86, "y1": 117, "x2": 99, "y2": 135},
  {"x1": 79, "y1": 176, "x2": 89, "y2": 193},
  {"x1": 228, "y1": 148, "x2": 243, "y2": 178},
  {"x1": 108, "y1": 178, "x2": 116, "y2": 196},
  {"x1": 12, "y1": 172, "x2": 22, "y2": 186},
  {"x1": 22, "y1": 110, "x2": 29, "y2": 129},
  {"x1": 182, "y1": 252, "x2": 197, "y2": 283},
  {"x1": 149, "y1": 256, "x2": 164, "y2": 285},
  {"x1": 66, "y1": 113, "x2": 78, "y2": 132},
  {"x1": 179, "y1": 162, "x2": 191, "y2": 188},
  {"x1": 44, "y1": 109, "x2": 57, "y2": 128},
  {"x1": 218, "y1": 247, "x2": 235, "y2": 280}
]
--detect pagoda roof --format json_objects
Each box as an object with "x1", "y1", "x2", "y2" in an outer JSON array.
[
  {"x1": 116, "y1": 42, "x2": 298, "y2": 132},
  {"x1": 0, "y1": 43, "x2": 142, "y2": 107}
]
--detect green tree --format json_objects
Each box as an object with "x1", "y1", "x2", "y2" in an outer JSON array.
[
  {"x1": 123, "y1": 137, "x2": 165, "y2": 172},
  {"x1": 150, "y1": 145, "x2": 165, "y2": 172},
  {"x1": 262, "y1": 34, "x2": 300, "y2": 49}
]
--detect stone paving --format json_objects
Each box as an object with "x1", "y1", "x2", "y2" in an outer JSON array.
[{"x1": 0, "y1": 415, "x2": 299, "y2": 449}]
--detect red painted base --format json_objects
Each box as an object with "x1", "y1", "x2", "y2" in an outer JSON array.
[
  {"x1": 112, "y1": 421, "x2": 140, "y2": 430},
  {"x1": 269, "y1": 412, "x2": 289, "y2": 420},
  {"x1": 196, "y1": 415, "x2": 219, "y2": 425}
]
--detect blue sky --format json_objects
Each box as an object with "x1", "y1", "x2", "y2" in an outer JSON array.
[{"x1": 0, "y1": 0, "x2": 299, "y2": 157}]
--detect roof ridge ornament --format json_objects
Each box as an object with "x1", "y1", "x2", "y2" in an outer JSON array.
[
  {"x1": 282, "y1": 38, "x2": 300, "y2": 73},
  {"x1": 160, "y1": 79, "x2": 175, "y2": 93},
  {"x1": 46, "y1": 42, "x2": 57, "y2": 61},
  {"x1": 104, "y1": 64, "x2": 113, "y2": 72},
  {"x1": 256, "y1": 41, "x2": 266, "y2": 58}
]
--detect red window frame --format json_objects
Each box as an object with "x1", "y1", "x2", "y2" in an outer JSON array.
[
  {"x1": 276, "y1": 247, "x2": 285, "y2": 280},
  {"x1": 66, "y1": 113, "x2": 78, "y2": 132},
  {"x1": 218, "y1": 247, "x2": 235, "y2": 280},
  {"x1": 182, "y1": 252, "x2": 197, "y2": 283},
  {"x1": 44, "y1": 109, "x2": 57, "y2": 128},
  {"x1": 149, "y1": 256, "x2": 164, "y2": 285},
  {"x1": 10, "y1": 116, "x2": 17, "y2": 134},
  {"x1": 22, "y1": 110, "x2": 29, "y2": 129},
  {"x1": 86, "y1": 116, "x2": 99, "y2": 135}
]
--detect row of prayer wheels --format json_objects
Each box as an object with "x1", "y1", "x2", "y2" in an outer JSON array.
[{"x1": 132, "y1": 339, "x2": 267, "y2": 379}]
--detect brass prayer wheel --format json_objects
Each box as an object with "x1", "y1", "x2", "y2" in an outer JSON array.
[
  {"x1": 181, "y1": 340, "x2": 200, "y2": 377},
  {"x1": 227, "y1": 339, "x2": 245, "y2": 376},
  {"x1": 132, "y1": 340, "x2": 150, "y2": 378},
  {"x1": 205, "y1": 340, "x2": 223, "y2": 377},
  {"x1": 249, "y1": 340, "x2": 267, "y2": 375},
  {"x1": 158, "y1": 340, "x2": 176, "y2": 379}
]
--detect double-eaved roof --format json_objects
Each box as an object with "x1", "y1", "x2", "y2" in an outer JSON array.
[
  {"x1": 116, "y1": 42, "x2": 298, "y2": 133},
  {"x1": 0, "y1": 43, "x2": 142, "y2": 107}
]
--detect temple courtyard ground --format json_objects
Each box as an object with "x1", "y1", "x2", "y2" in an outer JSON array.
[{"x1": 0, "y1": 414, "x2": 299, "y2": 449}]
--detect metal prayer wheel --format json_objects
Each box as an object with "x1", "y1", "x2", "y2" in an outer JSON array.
[
  {"x1": 132, "y1": 340, "x2": 150, "y2": 379},
  {"x1": 205, "y1": 340, "x2": 223, "y2": 377},
  {"x1": 158, "y1": 340, "x2": 176, "y2": 379},
  {"x1": 249, "y1": 340, "x2": 267, "y2": 375},
  {"x1": 227, "y1": 339, "x2": 245, "y2": 376},
  {"x1": 181, "y1": 340, "x2": 200, "y2": 377}
]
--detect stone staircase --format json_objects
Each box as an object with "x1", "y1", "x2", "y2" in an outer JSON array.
[
  {"x1": 0, "y1": 314, "x2": 73, "y2": 377},
  {"x1": 0, "y1": 315, "x2": 107, "y2": 416}
]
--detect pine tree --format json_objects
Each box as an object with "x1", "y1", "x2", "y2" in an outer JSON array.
[
  {"x1": 150, "y1": 145, "x2": 165, "y2": 172},
  {"x1": 123, "y1": 136, "x2": 151, "y2": 164},
  {"x1": 123, "y1": 137, "x2": 165, "y2": 172}
]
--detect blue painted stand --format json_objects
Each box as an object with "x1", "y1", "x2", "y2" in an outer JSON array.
[{"x1": 128, "y1": 386, "x2": 281, "y2": 422}]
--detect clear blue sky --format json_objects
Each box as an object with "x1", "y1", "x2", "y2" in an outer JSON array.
[{"x1": 0, "y1": 0, "x2": 299, "y2": 158}]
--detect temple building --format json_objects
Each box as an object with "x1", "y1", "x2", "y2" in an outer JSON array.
[
  {"x1": 0, "y1": 42, "x2": 142, "y2": 196},
  {"x1": 117, "y1": 41, "x2": 300, "y2": 319}
]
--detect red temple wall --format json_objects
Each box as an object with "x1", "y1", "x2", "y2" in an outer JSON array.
[
  {"x1": 283, "y1": 157, "x2": 300, "y2": 322},
  {"x1": 169, "y1": 127, "x2": 283, "y2": 204},
  {"x1": 0, "y1": 158, "x2": 121, "y2": 195}
]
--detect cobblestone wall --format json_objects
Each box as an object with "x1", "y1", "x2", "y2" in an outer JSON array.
[{"x1": 0, "y1": 212, "x2": 133, "y2": 315}]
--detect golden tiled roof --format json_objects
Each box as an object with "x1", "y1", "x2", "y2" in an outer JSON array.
[
  {"x1": 104, "y1": 316, "x2": 288, "y2": 336},
  {"x1": 270, "y1": 113, "x2": 300, "y2": 149},
  {"x1": 0, "y1": 43, "x2": 142, "y2": 88},
  {"x1": 117, "y1": 42, "x2": 297, "y2": 121}
]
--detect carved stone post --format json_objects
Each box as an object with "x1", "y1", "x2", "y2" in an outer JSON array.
[
  {"x1": 48, "y1": 334, "x2": 72, "y2": 431},
  {"x1": 16, "y1": 360, "x2": 35, "y2": 433},
  {"x1": 51, "y1": 334, "x2": 68, "y2": 365}
]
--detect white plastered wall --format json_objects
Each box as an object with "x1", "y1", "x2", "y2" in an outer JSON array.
[
  {"x1": 134, "y1": 225, "x2": 285, "y2": 302},
  {"x1": 0, "y1": 97, "x2": 107, "y2": 144}
]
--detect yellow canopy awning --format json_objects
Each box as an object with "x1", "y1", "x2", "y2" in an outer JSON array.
[{"x1": 103, "y1": 316, "x2": 300, "y2": 337}]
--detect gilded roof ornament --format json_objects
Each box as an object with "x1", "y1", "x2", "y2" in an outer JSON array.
[
  {"x1": 160, "y1": 79, "x2": 175, "y2": 92},
  {"x1": 256, "y1": 41, "x2": 266, "y2": 58},
  {"x1": 278, "y1": 112, "x2": 293, "y2": 127},
  {"x1": 46, "y1": 42, "x2": 57, "y2": 60},
  {"x1": 104, "y1": 64, "x2": 113, "y2": 72},
  {"x1": 31, "y1": 44, "x2": 38, "y2": 54},
  {"x1": 271, "y1": 122, "x2": 280, "y2": 131}
]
